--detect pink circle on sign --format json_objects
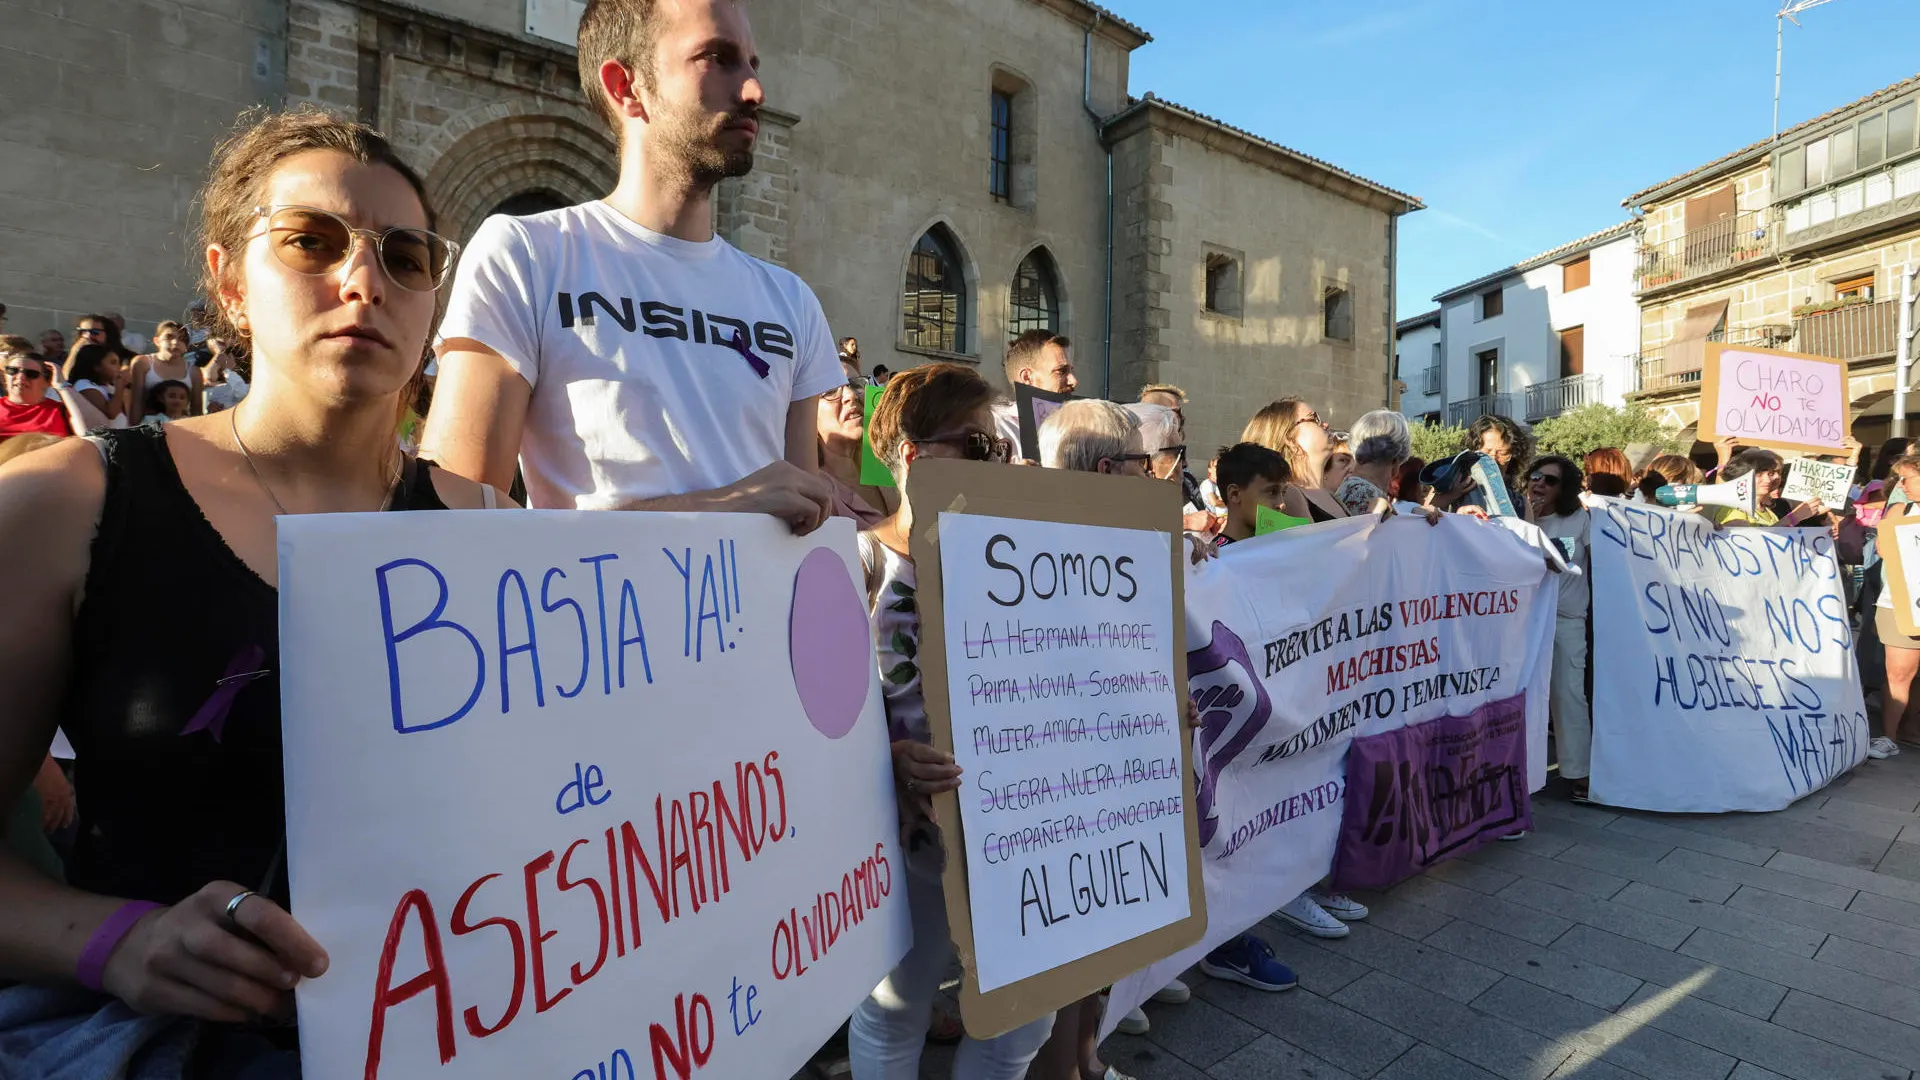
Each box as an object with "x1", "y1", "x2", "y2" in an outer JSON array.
[{"x1": 789, "y1": 546, "x2": 870, "y2": 739}]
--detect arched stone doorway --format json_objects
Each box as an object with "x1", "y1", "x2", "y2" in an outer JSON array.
[{"x1": 425, "y1": 112, "x2": 617, "y2": 241}]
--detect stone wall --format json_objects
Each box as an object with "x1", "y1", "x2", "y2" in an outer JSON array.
[
  {"x1": 286, "y1": 0, "x2": 614, "y2": 243},
  {"x1": 0, "y1": 0, "x2": 285, "y2": 338},
  {"x1": 1112, "y1": 113, "x2": 1399, "y2": 455}
]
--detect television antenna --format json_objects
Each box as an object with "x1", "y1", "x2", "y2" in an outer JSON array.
[{"x1": 1774, "y1": 0, "x2": 1840, "y2": 141}]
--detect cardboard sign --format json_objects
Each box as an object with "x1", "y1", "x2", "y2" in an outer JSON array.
[
  {"x1": 1700, "y1": 343, "x2": 1850, "y2": 454},
  {"x1": 277, "y1": 513, "x2": 909, "y2": 1080},
  {"x1": 1781, "y1": 458, "x2": 1854, "y2": 508},
  {"x1": 1589, "y1": 498, "x2": 1868, "y2": 811},
  {"x1": 1102, "y1": 514, "x2": 1557, "y2": 1038},
  {"x1": 1255, "y1": 506, "x2": 1311, "y2": 535},
  {"x1": 859, "y1": 383, "x2": 896, "y2": 488},
  {"x1": 1330, "y1": 695, "x2": 1531, "y2": 892},
  {"x1": 1014, "y1": 384, "x2": 1076, "y2": 465},
  {"x1": 1878, "y1": 510, "x2": 1920, "y2": 638},
  {"x1": 904, "y1": 458, "x2": 1204, "y2": 1037}
]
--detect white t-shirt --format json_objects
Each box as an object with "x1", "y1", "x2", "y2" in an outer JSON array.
[{"x1": 438, "y1": 200, "x2": 844, "y2": 509}]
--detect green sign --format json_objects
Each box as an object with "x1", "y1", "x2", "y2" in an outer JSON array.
[
  {"x1": 859, "y1": 383, "x2": 895, "y2": 488},
  {"x1": 1255, "y1": 505, "x2": 1312, "y2": 536}
]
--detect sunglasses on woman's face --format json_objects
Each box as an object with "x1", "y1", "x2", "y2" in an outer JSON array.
[
  {"x1": 1529, "y1": 472, "x2": 1562, "y2": 486},
  {"x1": 251, "y1": 205, "x2": 461, "y2": 292},
  {"x1": 4, "y1": 367, "x2": 45, "y2": 380},
  {"x1": 76, "y1": 326, "x2": 107, "y2": 338},
  {"x1": 912, "y1": 430, "x2": 1011, "y2": 463}
]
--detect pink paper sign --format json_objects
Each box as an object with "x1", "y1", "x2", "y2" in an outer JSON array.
[{"x1": 1707, "y1": 347, "x2": 1848, "y2": 452}]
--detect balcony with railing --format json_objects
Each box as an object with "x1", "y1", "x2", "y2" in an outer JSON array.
[
  {"x1": 1422, "y1": 365, "x2": 1441, "y2": 396},
  {"x1": 1447, "y1": 393, "x2": 1514, "y2": 426},
  {"x1": 1635, "y1": 211, "x2": 1776, "y2": 292},
  {"x1": 1794, "y1": 298, "x2": 1899, "y2": 362},
  {"x1": 1524, "y1": 374, "x2": 1604, "y2": 420},
  {"x1": 1631, "y1": 328, "x2": 1786, "y2": 394}
]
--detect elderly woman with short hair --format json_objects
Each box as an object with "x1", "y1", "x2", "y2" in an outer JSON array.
[
  {"x1": 1335, "y1": 410, "x2": 1412, "y2": 517},
  {"x1": 1039, "y1": 399, "x2": 1150, "y2": 476}
]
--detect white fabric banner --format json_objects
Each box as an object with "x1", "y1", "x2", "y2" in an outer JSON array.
[
  {"x1": 278, "y1": 513, "x2": 908, "y2": 1080},
  {"x1": 1105, "y1": 515, "x2": 1556, "y2": 1035},
  {"x1": 1589, "y1": 499, "x2": 1868, "y2": 811}
]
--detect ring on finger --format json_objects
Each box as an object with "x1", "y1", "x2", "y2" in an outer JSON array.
[
  {"x1": 224, "y1": 889, "x2": 256, "y2": 926},
  {"x1": 905, "y1": 777, "x2": 919, "y2": 793}
]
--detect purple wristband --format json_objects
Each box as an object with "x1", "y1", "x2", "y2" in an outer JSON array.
[{"x1": 76, "y1": 900, "x2": 162, "y2": 992}]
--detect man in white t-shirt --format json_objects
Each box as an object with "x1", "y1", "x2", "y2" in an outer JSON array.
[
  {"x1": 991, "y1": 329, "x2": 1078, "y2": 452},
  {"x1": 423, "y1": 0, "x2": 841, "y2": 530}
]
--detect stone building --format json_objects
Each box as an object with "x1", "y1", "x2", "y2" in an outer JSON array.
[
  {"x1": 0, "y1": 0, "x2": 1420, "y2": 451},
  {"x1": 1625, "y1": 72, "x2": 1920, "y2": 447}
]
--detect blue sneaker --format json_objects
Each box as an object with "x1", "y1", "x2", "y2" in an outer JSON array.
[{"x1": 1199, "y1": 934, "x2": 1298, "y2": 992}]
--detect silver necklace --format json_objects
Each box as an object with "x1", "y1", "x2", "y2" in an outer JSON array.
[
  {"x1": 230, "y1": 406, "x2": 290, "y2": 516},
  {"x1": 229, "y1": 406, "x2": 403, "y2": 515}
]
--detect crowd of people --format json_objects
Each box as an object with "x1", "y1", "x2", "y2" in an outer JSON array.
[{"x1": 0, "y1": 0, "x2": 1897, "y2": 1078}]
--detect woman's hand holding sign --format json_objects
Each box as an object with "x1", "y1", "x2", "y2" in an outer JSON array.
[
  {"x1": 891, "y1": 740, "x2": 962, "y2": 819},
  {"x1": 102, "y1": 882, "x2": 328, "y2": 1024}
]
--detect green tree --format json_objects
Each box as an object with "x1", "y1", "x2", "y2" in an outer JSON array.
[
  {"x1": 1530, "y1": 403, "x2": 1684, "y2": 462},
  {"x1": 1409, "y1": 422, "x2": 1469, "y2": 465}
]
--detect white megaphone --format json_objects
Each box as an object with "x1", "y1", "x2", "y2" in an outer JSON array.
[{"x1": 1655, "y1": 474, "x2": 1756, "y2": 514}]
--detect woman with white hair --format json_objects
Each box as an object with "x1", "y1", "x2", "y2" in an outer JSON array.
[
  {"x1": 1039, "y1": 399, "x2": 1150, "y2": 476},
  {"x1": 1335, "y1": 409, "x2": 1413, "y2": 517}
]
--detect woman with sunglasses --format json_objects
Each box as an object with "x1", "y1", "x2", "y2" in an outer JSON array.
[
  {"x1": 0, "y1": 108, "x2": 506, "y2": 1077},
  {"x1": 1526, "y1": 455, "x2": 1593, "y2": 802},
  {"x1": 850, "y1": 363, "x2": 1046, "y2": 1080},
  {"x1": 73, "y1": 313, "x2": 137, "y2": 368},
  {"x1": 1242, "y1": 399, "x2": 1347, "y2": 522},
  {"x1": 0, "y1": 348, "x2": 73, "y2": 438},
  {"x1": 818, "y1": 357, "x2": 895, "y2": 527}
]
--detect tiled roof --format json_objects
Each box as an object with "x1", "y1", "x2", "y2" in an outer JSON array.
[
  {"x1": 1624, "y1": 71, "x2": 1920, "y2": 206},
  {"x1": 1117, "y1": 94, "x2": 1423, "y2": 210},
  {"x1": 1071, "y1": 0, "x2": 1151, "y2": 42},
  {"x1": 1432, "y1": 221, "x2": 1636, "y2": 302},
  {"x1": 1397, "y1": 309, "x2": 1441, "y2": 333}
]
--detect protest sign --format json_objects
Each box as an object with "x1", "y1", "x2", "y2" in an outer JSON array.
[
  {"x1": 277, "y1": 513, "x2": 908, "y2": 1080},
  {"x1": 905, "y1": 458, "x2": 1204, "y2": 1037},
  {"x1": 1255, "y1": 506, "x2": 1310, "y2": 535},
  {"x1": 1589, "y1": 499, "x2": 1868, "y2": 811},
  {"x1": 1781, "y1": 457, "x2": 1854, "y2": 508},
  {"x1": 859, "y1": 383, "x2": 895, "y2": 488},
  {"x1": 1330, "y1": 695, "x2": 1532, "y2": 892},
  {"x1": 1700, "y1": 343, "x2": 1849, "y2": 454},
  {"x1": 1104, "y1": 514, "x2": 1556, "y2": 1037},
  {"x1": 1014, "y1": 383, "x2": 1075, "y2": 464},
  {"x1": 1877, "y1": 512, "x2": 1920, "y2": 637}
]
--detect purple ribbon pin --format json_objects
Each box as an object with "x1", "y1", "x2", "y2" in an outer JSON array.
[
  {"x1": 730, "y1": 330, "x2": 771, "y2": 379},
  {"x1": 180, "y1": 644, "x2": 270, "y2": 743}
]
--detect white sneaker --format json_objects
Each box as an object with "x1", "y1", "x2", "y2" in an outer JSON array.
[
  {"x1": 1151, "y1": 978, "x2": 1192, "y2": 1004},
  {"x1": 1308, "y1": 889, "x2": 1369, "y2": 921},
  {"x1": 1115, "y1": 1004, "x2": 1150, "y2": 1035},
  {"x1": 1870, "y1": 736, "x2": 1901, "y2": 759},
  {"x1": 1277, "y1": 893, "x2": 1350, "y2": 938}
]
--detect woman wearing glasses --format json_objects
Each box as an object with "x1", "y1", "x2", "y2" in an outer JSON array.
[
  {"x1": 1527, "y1": 455, "x2": 1593, "y2": 803},
  {"x1": 73, "y1": 314, "x2": 136, "y2": 368},
  {"x1": 850, "y1": 363, "x2": 1045, "y2": 1079},
  {"x1": 0, "y1": 350, "x2": 74, "y2": 438},
  {"x1": 0, "y1": 108, "x2": 506, "y2": 1076},
  {"x1": 818, "y1": 356, "x2": 896, "y2": 527},
  {"x1": 1242, "y1": 399, "x2": 1348, "y2": 522}
]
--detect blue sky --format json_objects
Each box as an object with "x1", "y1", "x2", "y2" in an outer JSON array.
[{"x1": 1103, "y1": 0, "x2": 1917, "y2": 314}]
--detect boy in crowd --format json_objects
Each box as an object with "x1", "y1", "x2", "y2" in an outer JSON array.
[{"x1": 1212, "y1": 442, "x2": 1291, "y2": 546}]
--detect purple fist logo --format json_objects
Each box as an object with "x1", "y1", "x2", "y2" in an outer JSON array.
[{"x1": 1189, "y1": 620, "x2": 1272, "y2": 847}]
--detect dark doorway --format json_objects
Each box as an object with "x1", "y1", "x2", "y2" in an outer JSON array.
[{"x1": 489, "y1": 190, "x2": 568, "y2": 218}]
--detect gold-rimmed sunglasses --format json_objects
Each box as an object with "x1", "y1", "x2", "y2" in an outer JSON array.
[{"x1": 251, "y1": 205, "x2": 461, "y2": 292}]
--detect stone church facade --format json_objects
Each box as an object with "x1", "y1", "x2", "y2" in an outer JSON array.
[{"x1": 1, "y1": 0, "x2": 1419, "y2": 448}]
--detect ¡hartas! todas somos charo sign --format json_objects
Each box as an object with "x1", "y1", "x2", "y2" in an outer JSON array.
[{"x1": 1699, "y1": 343, "x2": 1850, "y2": 455}]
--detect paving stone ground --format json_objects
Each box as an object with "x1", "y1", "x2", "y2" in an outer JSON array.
[{"x1": 1102, "y1": 750, "x2": 1920, "y2": 1080}]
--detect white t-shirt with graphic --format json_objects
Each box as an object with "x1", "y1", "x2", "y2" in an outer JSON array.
[{"x1": 438, "y1": 200, "x2": 845, "y2": 509}]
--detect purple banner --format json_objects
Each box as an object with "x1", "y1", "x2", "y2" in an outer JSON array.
[{"x1": 1329, "y1": 694, "x2": 1531, "y2": 892}]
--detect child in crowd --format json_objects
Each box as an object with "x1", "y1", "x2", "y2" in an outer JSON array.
[
  {"x1": 142, "y1": 380, "x2": 192, "y2": 424},
  {"x1": 1213, "y1": 443, "x2": 1291, "y2": 545}
]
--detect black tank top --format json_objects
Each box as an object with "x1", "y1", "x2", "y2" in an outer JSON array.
[{"x1": 60, "y1": 425, "x2": 450, "y2": 907}]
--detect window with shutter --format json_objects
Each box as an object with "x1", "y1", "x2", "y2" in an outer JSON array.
[
  {"x1": 1559, "y1": 326, "x2": 1585, "y2": 379},
  {"x1": 1562, "y1": 256, "x2": 1591, "y2": 292}
]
